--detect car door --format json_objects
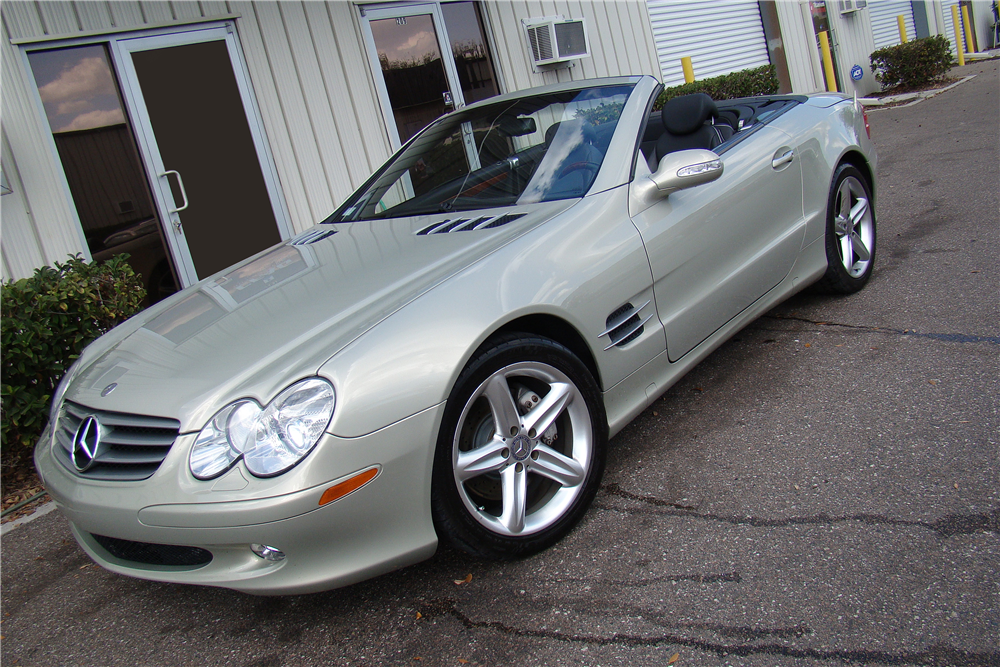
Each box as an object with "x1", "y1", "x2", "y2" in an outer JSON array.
[{"x1": 631, "y1": 125, "x2": 805, "y2": 362}]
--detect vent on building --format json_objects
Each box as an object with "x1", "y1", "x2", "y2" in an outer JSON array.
[
  {"x1": 523, "y1": 17, "x2": 590, "y2": 68},
  {"x1": 840, "y1": 0, "x2": 867, "y2": 13}
]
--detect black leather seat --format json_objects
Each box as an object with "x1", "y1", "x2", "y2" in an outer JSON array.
[{"x1": 655, "y1": 93, "x2": 733, "y2": 164}]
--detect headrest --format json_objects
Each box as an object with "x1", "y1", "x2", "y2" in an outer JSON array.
[{"x1": 661, "y1": 93, "x2": 718, "y2": 136}]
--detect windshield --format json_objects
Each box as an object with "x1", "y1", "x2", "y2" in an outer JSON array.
[{"x1": 327, "y1": 84, "x2": 634, "y2": 222}]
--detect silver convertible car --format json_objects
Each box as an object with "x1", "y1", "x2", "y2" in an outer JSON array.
[{"x1": 36, "y1": 75, "x2": 876, "y2": 594}]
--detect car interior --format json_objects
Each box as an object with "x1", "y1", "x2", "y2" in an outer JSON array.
[{"x1": 638, "y1": 93, "x2": 804, "y2": 171}]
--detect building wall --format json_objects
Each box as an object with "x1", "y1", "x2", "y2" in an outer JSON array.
[
  {"x1": 775, "y1": 1, "x2": 824, "y2": 94},
  {"x1": 827, "y1": 4, "x2": 881, "y2": 97},
  {"x1": 481, "y1": 0, "x2": 660, "y2": 89},
  {"x1": 0, "y1": 0, "x2": 660, "y2": 283}
]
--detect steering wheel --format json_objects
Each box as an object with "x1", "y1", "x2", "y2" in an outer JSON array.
[{"x1": 559, "y1": 160, "x2": 601, "y2": 179}]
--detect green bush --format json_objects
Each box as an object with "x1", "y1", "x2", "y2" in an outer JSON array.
[
  {"x1": 652, "y1": 65, "x2": 779, "y2": 111},
  {"x1": 1, "y1": 255, "x2": 146, "y2": 452},
  {"x1": 869, "y1": 35, "x2": 955, "y2": 90}
]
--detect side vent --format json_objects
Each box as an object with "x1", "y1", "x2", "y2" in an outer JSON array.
[
  {"x1": 290, "y1": 228, "x2": 337, "y2": 245},
  {"x1": 599, "y1": 300, "x2": 654, "y2": 350},
  {"x1": 417, "y1": 213, "x2": 526, "y2": 235}
]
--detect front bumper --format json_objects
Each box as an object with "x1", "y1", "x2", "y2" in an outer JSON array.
[{"x1": 35, "y1": 404, "x2": 444, "y2": 595}]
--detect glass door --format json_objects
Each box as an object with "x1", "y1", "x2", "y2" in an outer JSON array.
[
  {"x1": 27, "y1": 44, "x2": 180, "y2": 304},
  {"x1": 361, "y1": 2, "x2": 500, "y2": 149},
  {"x1": 112, "y1": 27, "x2": 290, "y2": 286}
]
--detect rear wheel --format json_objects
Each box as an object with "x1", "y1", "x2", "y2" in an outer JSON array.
[
  {"x1": 816, "y1": 164, "x2": 876, "y2": 294},
  {"x1": 431, "y1": 335, "x2": 607, "y2": 559}
]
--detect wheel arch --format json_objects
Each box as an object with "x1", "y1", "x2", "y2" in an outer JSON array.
[
  {"x1": 838, "y1": 149, "x2": 876, "y2": 206},
  {"x1": 491, "y1": 313, "x2": 603, "y2": 390}
]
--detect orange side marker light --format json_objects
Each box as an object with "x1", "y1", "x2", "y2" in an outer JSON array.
[{"x1": 319, "y1": 467, "x2": 379, "y2": 506}]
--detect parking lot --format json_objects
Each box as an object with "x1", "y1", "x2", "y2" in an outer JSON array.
[{"x1": 2, "y1": 60, "x2": 997, "y2": 667}]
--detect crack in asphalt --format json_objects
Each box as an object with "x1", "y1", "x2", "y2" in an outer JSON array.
[
  {"x1": 599, "y1": 484, "x2": 999, "y2": 537},
  {"x1": 760, "y1": 315, "x2": 1000, "y2": 344},
  {"x1": 418, "y1": 598, "x2": 999, "y2": 665}
]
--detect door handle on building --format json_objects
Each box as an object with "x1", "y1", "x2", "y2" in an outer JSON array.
[{"x1": 160, "y1": 170, "x2": 189, "y2": 232}]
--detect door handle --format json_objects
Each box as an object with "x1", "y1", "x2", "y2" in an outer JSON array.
[
  {"x1": 160, "y1": 169, "x2": 189, "y2": 227},
  {"x1": 771, "y1": 149, "x2": 794, "y2": 169}
]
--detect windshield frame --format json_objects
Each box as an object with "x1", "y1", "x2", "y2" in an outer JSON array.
[{"x1": 323, "y1": 81, "x2": 638, "y2": 224}]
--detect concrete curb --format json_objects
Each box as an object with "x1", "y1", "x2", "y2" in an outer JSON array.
[
  {"x1": 1, "y1": 500, "x2": 57, "y2": 535},
  {"x1": 860, "y1": 74, "x2": 977, "y2": 110}
]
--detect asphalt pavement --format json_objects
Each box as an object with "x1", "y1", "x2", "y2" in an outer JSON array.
[{"x1": 2, "y1": 60, "x2": 997, "y2": 667}]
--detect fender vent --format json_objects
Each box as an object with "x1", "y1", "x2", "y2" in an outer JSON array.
[
  {"x1": 418, "y1": 213, "x2": 525, "y2": 235},
  {"x1": 599, "y1": 300, "x2": 654, "y2": 350},
  {"x1": 290, "y1": 228, "x2": 337, "y2": 245}
]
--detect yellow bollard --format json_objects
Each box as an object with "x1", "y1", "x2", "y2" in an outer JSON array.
[
  {"x1": 681, "y1": 56, "x2": 695, "y2": 84},
  {"x1": 818, "y1": 31, "x2": 838, "y2": 92},
  {"x1": 896, "y1": 15, "x2": 908, "y2": 43},
  {"x1": 952, "y1": 5, "x2": 965, "y2": 66},
  {"x1": 962, "y1": 5, "x2": 975, "y2": 53}
]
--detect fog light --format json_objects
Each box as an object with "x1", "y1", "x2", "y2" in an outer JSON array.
[{"x1": 251, "y1": 544, "x2": 286, "y2": 561}]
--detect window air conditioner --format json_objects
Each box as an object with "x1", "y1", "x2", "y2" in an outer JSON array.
[
  {"x1": 523, "y1": 17, "x2": 590, "y2": 67},
  {"x1": 840, "y1": 0, "x2": 867, "y2": 13}
]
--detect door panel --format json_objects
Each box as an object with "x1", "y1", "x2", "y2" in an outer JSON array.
[
  {"x1": 130, "y1": 41, "x2": 280, "y2": 279},
  {"x1": 115, "y1": 28, "x2": 289, "y2": 287},
  {"x1": 132, "y1": 41, "x2": 281, "y2": 278},
  {"x1": 631, "y1": 126, "x2": 805, "y2": 362}
]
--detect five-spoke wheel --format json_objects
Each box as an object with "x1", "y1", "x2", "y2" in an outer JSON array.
[
  {"x1": 818, "y1": 164, "x2": 877, "y2": 293},
  {"x1": 432, "y1": 335, "x2": 606, "y2": 558}
]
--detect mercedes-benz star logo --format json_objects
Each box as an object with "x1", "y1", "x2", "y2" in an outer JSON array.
[
  {"x1": 72, "y1": 415, "x2": 102, "y2": 472},
  {"x1": 511, "y1": 434, "x2": 532, "y2": 461}
]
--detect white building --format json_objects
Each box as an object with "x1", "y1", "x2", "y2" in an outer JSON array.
[{"x1": 0, "y1": 1, "x2": 988, "y2": 296}]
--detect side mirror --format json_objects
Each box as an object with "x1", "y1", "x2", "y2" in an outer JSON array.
[{"x1": 650, "y1": 149, "x2": 724, "y2": 195}]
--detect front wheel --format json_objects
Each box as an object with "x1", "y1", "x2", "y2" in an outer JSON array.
[
  {"x1": 431, "y1": 335, "x2": 607, "y2": 559},
  {"x1": 816, "y1": 164, "x2": 876, "y2": 294}
]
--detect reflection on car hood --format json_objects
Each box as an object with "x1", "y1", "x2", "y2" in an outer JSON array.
[{"x1": 65, "y1": 203, "x2": 573, "y2": 431}]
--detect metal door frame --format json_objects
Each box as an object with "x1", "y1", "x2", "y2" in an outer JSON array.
[
  {"x1": 359, "y1": 3, "x2": 469, "y2": 152},
  {"x1": 112, "y1": 24, "x2": 292, "y2": 286}
]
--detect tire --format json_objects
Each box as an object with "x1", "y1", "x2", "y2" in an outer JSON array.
[
  {"x1": 431, "y1": 334, "x2": 607, "y2": 559},
  {"x1": 816, "y1": 164, "x2": 877, "y2": 294}
]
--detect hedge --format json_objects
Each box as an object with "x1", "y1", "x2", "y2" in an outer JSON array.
[
  {"x1": 1, "y1": 255, "x2": 146, "y2": 452},
  {"x1": 653, "y1": 64, "x2": 780, "y2": 111},
  {"x1": 870, "y1": 35, "x2": 955, "y2": 90}
]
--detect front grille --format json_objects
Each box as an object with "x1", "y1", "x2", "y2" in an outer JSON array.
[
  {"x1": 54, "y1": 401, "x2": 180, "y2": 481},
  {"x1": 92, "y1": 534, "x2": 212, "y2": 567}
]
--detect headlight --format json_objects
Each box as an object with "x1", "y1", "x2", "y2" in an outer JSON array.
[{"x1": 190, "y1": 378, "x2": 335, "y2": 480}]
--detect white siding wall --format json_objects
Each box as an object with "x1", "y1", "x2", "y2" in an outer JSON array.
[
  {"x1": 229, "y1": 1, "x2": 390, "y2": 229},
  {"x1": 827, "y1": 5, "x2": 880, "y2": 96},
  {"x1": 482, "y1": 0, "x2": 661, "y2": 91}
]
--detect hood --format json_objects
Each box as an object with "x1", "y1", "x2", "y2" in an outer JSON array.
[{"x1": 65, "y1": 202, "x2": 573, "y2": 431}]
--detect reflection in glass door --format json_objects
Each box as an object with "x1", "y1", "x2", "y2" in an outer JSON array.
[
  {"x1": 808, "y1": 1, "x2": 842, "y2": 91},
  {"x1": 361, "y1": 2, "x2": 500, "y2": 149},
  {"x1": 28, "y1": 45, "x2": 179, "y2": 303}
]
